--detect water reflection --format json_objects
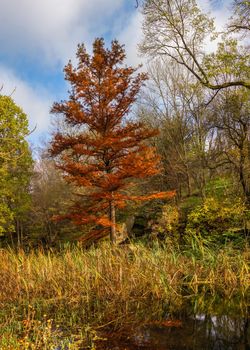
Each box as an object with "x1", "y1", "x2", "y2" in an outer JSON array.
[
  {"x1": 98, "y1": 313, "x2": 249, "y2": 349},
  {"x1": 131, "y1": 314, "x2": 250, "y2": 350}
]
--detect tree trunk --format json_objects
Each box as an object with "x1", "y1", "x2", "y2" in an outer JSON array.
[
  {"x1": 200, "y1": 169, "x2": 206, "y2": 200},
  {"x1": 109, "y1": 196, "x2": 116, "y2": 244},
  {"x1": 186, "y1": 171, "x2": 191, "y2": 197},
  {"x1": 239, "y1": 147, "x2": 250, "y2": 205}
]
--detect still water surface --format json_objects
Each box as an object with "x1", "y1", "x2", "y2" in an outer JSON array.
[{"x1": 100, "y1": 313, "x2": 249, "y2": 350}]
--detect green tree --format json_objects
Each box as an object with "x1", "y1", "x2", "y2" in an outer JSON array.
[
  {"x1": 0, "y1": 95, "x2": 33, "y2": 243},
  {"x1": 227, "y1": 0, "x2": 250, "y2": 36},
  {"x1": 140, "y1": 0, "x2": 250, "y2": 90}
]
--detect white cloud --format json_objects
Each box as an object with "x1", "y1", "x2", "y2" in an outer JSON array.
[
  {"x1": 117, "y1": 11, "x2": 144, "y2": 67},
  {"x1": 0, "y1": 65, "x2": 52, "y2": 137},
  {"x1": 196, "y1": 0, "x2": 232, "y2": 53},
  {"x1": 0, "y1": 0, "x2": 125, "y2": 66},
  {"x1": 200, "y1": 0, "x2": 231, "y2": 31}
]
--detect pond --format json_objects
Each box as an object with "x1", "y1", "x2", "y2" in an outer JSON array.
[{"x1": 98, "y1": 313, "x2": 249, "y2": 350}]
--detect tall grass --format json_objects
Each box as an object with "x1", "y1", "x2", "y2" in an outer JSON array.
[{"x1": 0, "y1": 241, "x2": 249, "y2": 349}]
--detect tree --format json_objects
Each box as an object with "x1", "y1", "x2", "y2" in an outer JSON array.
[
  {"x1": 138, "y1": 60, "x2": 193, "y2": 197},
  {"x1": 227, "y1": 0, "x2": 250, "y2": 36},
  {"x1": 50, "y1": 38, "x2": 173, "y2": 244},
  {"x1": 138, "y1": 59, "x2": 214, "y2": 199},
  {"x1": 140, "y1": 0, "x2": 250, "y2": 90},
  {"x1": 0, "y1": 95, "x2": 33, "y2": 242},
  {"x1": 30, "y1": 157, "x2": 82, "y2": 245},
  {"x1": 209, "y1": 88, "x2": 250, "y2": 203}
]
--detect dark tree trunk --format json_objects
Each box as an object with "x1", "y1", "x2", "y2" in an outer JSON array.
[
  {"x1": 109, "y1": 197, "x2": 116, "y2": 244},
  {"x1": 186, "y1": 172, "x2": 191, "y2": 197},
  {"x1": 239, "y1": 147, "x2": 250, "y2": 205}
]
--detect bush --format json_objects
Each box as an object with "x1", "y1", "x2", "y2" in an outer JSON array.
[
  {"x1": 185, "y1": 197, "x2": 248, "y2": 244},
  {"x1": 150, "y1": 204, "x2": 180, "y2": 244}
]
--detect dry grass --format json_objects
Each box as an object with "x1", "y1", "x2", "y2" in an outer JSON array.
[{"x1": 0, "y1": 241, "x2": 249, "y2": 349}]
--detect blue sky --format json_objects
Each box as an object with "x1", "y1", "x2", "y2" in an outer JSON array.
[{"x1": 0, "y1": 0, "x2": 231, "y2": 151}]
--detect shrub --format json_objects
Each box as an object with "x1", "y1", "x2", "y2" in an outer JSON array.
[
  {"x1": 151, "y1": 204, "x2": 180, "y2": 243},
  {"x1": 185, "y1": 197, "x2": 248, "y2": 244}
]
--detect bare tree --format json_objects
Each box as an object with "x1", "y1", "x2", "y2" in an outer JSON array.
[
  {"x1": 209, "y1": 88, "x2": 250, "y2": 202},
  {"x1": 138, "y1": 59, "x2": 213, "y2": 198}
]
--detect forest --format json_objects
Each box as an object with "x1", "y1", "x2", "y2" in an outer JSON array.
[{"x1": 0, "y1": 0, "x2": 249, "y2": 349}]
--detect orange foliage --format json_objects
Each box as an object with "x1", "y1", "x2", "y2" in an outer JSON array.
[
  {"x1": 50, "y1": 38, "x2": 172, "y2": 242},
  {"x1": 130, "y1": 191, "x2": 176, "y2": 202}
]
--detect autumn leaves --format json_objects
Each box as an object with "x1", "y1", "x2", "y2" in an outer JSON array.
[{"x1": 50, "y1": 38, "x2": 174, "y2": 243}]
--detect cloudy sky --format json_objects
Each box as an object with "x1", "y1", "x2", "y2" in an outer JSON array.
[{"x1": 0, "y1": 0, "x2": 231, "y2": 149}]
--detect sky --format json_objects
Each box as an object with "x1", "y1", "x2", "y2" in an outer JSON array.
[{"x1": 0, "y1": 0, "x2": 232, "y2": 151}]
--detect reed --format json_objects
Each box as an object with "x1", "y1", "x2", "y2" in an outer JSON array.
[{"x1": 0, "y1": 241, "x2": 249, "y2": 349}]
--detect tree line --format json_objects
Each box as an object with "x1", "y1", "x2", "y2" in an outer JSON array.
[{"x1": 0, "y1": 0, "x2": 249, "y2": 247}]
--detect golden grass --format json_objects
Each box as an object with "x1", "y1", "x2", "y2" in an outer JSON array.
[{"x1": 0, "y1": 241, "x2": 249, "y2": 349}]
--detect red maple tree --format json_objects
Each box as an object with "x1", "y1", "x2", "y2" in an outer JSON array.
[{"x1": 50, "y1": 38, "x2": 174, "y2": 243}]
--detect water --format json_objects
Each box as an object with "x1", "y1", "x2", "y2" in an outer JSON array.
[{"x1": 99, "y1": 313, "x2": 250, "y2": 350}]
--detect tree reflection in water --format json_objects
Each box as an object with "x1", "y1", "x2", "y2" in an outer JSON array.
[{"x1": 130, "y1": 313, "x2": 250, "y2": 350}]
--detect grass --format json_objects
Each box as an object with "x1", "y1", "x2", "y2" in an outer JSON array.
[{"x1": 0, "y1": 240, "x2": 249, "y2": 349}]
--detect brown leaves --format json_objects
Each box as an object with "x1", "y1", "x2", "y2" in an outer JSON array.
[
  {"x1": 50, "y1": 38, "x2": 170, "y2": 242},
  {"x1": 130, "y1": 191, "x2": 176, "y2": 202}
]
